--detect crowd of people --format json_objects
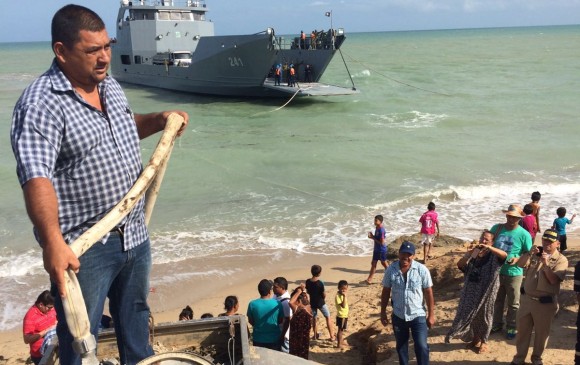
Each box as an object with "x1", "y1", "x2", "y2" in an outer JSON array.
[
  {"x1": 170, "y1": 194, "x2": 571, "y2": 364},
  {"x1": 12, "y1": 4, "x2": 578, "y2": 365}
]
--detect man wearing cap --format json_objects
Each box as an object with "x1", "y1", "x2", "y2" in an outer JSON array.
[
  {"x1": 490, "y1": 204, "x2": 533, "y2": 339},
  {"x1": 380, "y1": 241, "x2": 435, "y2": 365},
  {"x1": 509, "y1": 229, "x2": 567, "y2": 365}
]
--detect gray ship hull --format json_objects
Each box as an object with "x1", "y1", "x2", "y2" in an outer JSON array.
[
  {"x1": 112, "y1": 34, "x2": 277, "y2": 96},
  {"x1": 110, "y1": 0, "x2": 355, "y2": 98}
]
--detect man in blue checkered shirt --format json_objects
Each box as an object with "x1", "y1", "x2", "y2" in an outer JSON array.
[
  {"x1": 10, "y1": 5, "x2": 188, "y2": 365},
  {"x1": 380, "y1": 241, "x2": 435, "y2": 365}
]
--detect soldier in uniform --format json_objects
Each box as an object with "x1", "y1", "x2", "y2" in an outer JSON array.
[{"x1": 510, "y1": 229, "x2": 568, "y2": 365}]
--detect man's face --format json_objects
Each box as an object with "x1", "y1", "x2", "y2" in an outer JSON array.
[
  {"x1": 398, "y1": 252, "x2": 414, "y2": 269},
  {"x1": 272, "y1": 283, "x2": 284, "y2": 296},
  {"x1": 542, "y1": 238, "x2": 559, "y2": 254},
  {"x1": 505, "y1": 215, "x2": 521, "y2": 229},
  {"x1": 55, "y1": 29, "x2": 111, "y2": 89}
]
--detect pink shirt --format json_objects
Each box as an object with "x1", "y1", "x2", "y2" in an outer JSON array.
[
  {"x1": 419, "y1": 211, "x2": 438, "y2": 235},
  {"x1": 521, "y1": 214, "x2": 538, "y2": 239}
]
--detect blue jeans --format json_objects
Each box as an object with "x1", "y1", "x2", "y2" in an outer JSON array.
[
  {"x1": 53, "y1": 234, "x2": 154, "y2": 365},
  {"x1": 392, "y1": 314, "x2": 429, "y2": 365}
]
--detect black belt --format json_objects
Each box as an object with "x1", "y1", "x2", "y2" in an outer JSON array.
[
  {"x1": 520, "y1": 287, "x2": 553, "y2": 304},
  {"x1": 110, "y1": 225, "x2": 125, "y2": 237}
]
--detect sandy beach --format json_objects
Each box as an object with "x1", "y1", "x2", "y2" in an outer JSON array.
[{"x1": 1, "y1": 234, "x2": 577, "y2": 365}]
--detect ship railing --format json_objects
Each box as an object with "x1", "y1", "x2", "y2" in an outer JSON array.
[
  {"x1": 121, "y1": 0, "x2": 207, "y2": 7},
  {"x1": 274, "y1": 30, "x2": 342, "y2": 51}
]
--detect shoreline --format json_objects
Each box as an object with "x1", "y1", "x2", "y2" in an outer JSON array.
[{"x1": 2, "y1": 234, "x2": 578, "y2": 365}]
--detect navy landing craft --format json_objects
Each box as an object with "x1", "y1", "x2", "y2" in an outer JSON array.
[{"x1": 111, "y1": 0, "x2": 357, "y2": 97}]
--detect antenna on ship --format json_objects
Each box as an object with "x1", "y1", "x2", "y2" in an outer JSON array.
[{"x1": 325, "y1": 10, "x2": 334, "y2": 48}]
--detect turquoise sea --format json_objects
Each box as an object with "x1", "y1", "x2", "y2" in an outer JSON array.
[{"x1": 1, "y1": 25, "x2": 579, "y2": 330}]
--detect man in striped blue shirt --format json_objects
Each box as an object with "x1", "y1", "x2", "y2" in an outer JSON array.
[
  {"x1": 381, "y1": 241, "x2": 435, "y2": 365},
  {"x1": 11, "y1": 5, "x2": 187, "y2": 365}
]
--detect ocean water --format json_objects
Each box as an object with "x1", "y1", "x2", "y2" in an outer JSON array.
[{"x1": 1, "y1": 25, "x2": 580, "y2": 330}]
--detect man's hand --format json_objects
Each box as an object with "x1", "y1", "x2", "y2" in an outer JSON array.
[
  {"x1": 135, "y1": 110, "x2": 189, "y2": 139},
  {"x1": 43, "y1": 239, "x2": 80, "y2": 297},
  {"x1": 380, "y1": 311, "x2": 389, "y2": 326},
  {"x1": 427, "y1": 314, "x2": 436, "y2": 329},
  {"x1": 507, "y1": 257, "x2": 519, "y2": 265},
  {"x1": 161, "y1": 110, "x2": 189, "y2": 136}
]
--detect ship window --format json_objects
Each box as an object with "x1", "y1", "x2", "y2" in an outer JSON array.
[
  {"x1": 134, "y1": 55, "x2": 142, "y2": 64},
  {"x1": 170, "y1": 12, "x2": 181, "y2": 20},
  {"x1": 158, "y1": 11, "x2": 170, "y2": 20},
  {"x1": 121, "y1": 55, "x2": 131, "y2": 65},
  {"x1": 181, "y1": 12, "x2": 192, "y2": 20}
]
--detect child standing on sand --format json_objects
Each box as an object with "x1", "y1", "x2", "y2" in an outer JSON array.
[
  {"x1": 552, "y1": 207, "x2": 576, "y2": 252},
  {"x1": 521, "y1": 204, "x2": 539, "y2": 242},
  {"x1": 335, "y1": 280, "x2": 349, "y2": 349},
  {"x1": 530, "y1": 191, "x2": 542, "y2": 234},
  {"x1": 365, "y1": 215, "x2": 388, "y2": 284},
  {"x1": 419, "y1": 202, "x2": 440, "y2": 262},
  {"x1": 305, "y1": 265, "x2": 335, "y2": 341}
]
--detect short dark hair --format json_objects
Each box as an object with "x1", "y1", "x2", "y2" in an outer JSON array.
[
  {"x1": 35, "y1": 290, "x2": 54, "y2": 306},
  {"x1": 375, "y1": 215, "x2": 383, "y2": 223},
  {"x1": 273, "y1": 277, "x2": 288, "y2": 290},
  {"x1": 311, "y1": 264, "x2": 322, "y2": 277},
  {"x1": 200, "y1": 313, "x2": 213, "y2": 319},
  {"x1": 51, "y1": 4, "x2": 105, "y2": 49},
  {"x1": 338, "y1": 280, "x2": 348, "y2": 289},
  {"x1": 224, "y1": 296, "x2": 238, "y2": 312},
  {"x1": 557, "y1": 207, "x2": 566, "y2": 218},
  {"x1": 531, "y1": 191, "x2": 541, "y2": 202},
  {"x1": 258, "y1": 279, "x2": 273, "y2": 296},
  {"x1": 428, "y1": 202, "x2": 436, "y2": 211},
  {"x1": 179, "y1": 305, "x2": 194, "y2": 320},
  {"x1": 523, "y1": 204, "x2": 533, "y2": 215}
]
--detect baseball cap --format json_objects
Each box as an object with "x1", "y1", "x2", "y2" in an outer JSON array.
[{"x1": 399, "y1": 241, "x2": 416, "y2": 255}]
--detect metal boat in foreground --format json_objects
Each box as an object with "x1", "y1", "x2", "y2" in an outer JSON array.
[
  {"x1": 111, "y1": 0, "x2": 357, "y2": 97},
  {"x1": 41, "y1": 315, "x2": 323, "y2": 364}
]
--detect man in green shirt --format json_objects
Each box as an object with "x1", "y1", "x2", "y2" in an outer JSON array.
[{"x1": 490, "y1": 204, "x2": 533, "y2": 339}]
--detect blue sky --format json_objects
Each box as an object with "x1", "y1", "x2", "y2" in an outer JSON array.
[{"x1": 0, "y1": 0, "x2": 579, "y2": 43}]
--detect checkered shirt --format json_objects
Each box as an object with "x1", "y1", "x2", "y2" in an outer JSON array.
[{"x1": 11, "y1": 60, "x2": 148, "y2": 250}]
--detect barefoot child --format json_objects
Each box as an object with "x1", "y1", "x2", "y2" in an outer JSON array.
[
  {"x1": 306, "y1": 265, "x2": 335, "y2": 341},
  {"x1": 366, "y1": 215, "x2": 388, "y2": 284},
  {"x1": 335, "y1": 280, "x2": 349, "y2": 349},
  {"x1": 419, "y1": 202, "x2": 440, "y2": 262}
]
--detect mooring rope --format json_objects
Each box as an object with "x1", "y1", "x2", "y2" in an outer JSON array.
[
  {"x1": 342, "y1": 51, "x2": 452, "y2": 97},
  {"x1": 337, "y1": 48, "x2": 357, "y2": 91},
  {"x1": 194, "y1": 152, "x2": 367, "y2": 212}
]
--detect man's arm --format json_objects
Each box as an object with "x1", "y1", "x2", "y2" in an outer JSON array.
[
  {"x1": 380, "y1": 286, "x2": 391, "y2": 326},
  {"x1": 423, "y1": 286, "x2": 435, "y2": 328},
  {"x1": 134, "y1": 111, "x2": 189, "y2": 140},
  {"x1": 23, "y1": 178, "x2": 79, "y2": 297}
]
